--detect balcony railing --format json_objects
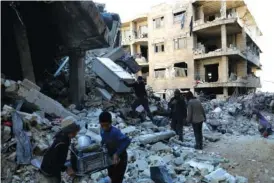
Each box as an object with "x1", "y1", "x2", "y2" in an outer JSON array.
[
  {"x1": 245, "y1": 50, "x2": 261, "y2": 67},
  {"x1": 194, "y1": 13, "x2": 238, "y2": 28},
  {"x1": 195, "y1": 74, "x2": 261, "y2": 88}
]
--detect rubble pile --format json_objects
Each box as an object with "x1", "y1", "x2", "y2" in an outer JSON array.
[
  {"x1": 203, "y1": 92, "x2": 274, "y2": 135},
  {"x1": 2, "y1": 77, "x2": 273, "y2": 183}
]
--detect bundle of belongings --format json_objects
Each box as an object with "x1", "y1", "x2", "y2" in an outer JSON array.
[{"x1": 253, "y1": 110, "x2": 273, "y2": 138}]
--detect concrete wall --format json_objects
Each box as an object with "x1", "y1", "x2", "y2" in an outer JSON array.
[
  {"x1": 147, "y1": 1, "x2": 195, "y2": 91},
  {"x1": 195, "y1": 57, "x2": 221, "y2": 81},
  {"x1": 236, "y1": 60, "x2": 247, "y2": 77}
]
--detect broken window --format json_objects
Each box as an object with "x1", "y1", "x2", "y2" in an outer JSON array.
[
  {"x1": 174, "y1": 38, "x2": 187, "y2": 50},
  {"x1": 174, "y1": 62, "x2": 188, "y2": 77},
  {"x1": 173, "y1": 11, "x2": 185, "y2": 23},
  {"x1": 123, "y1": 30, "x2": 131, "y2": 39},
  {"x1": 139, "y1": 25, "x2": 148, "y2": 38},
  {"x1": 153, "y1": 17, "x2": 164, "y2": 29},
  {"x1": 205, "y1": 64, "x2": 219, "y2": 82},
  {"x1": 154, "y1": 68, "x2": 166, "y2": 79},
  {"x1": 154, "y1": 43, "x2": 165, "y2": 53}
]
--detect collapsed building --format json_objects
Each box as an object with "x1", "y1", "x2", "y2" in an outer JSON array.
[
  {"x1": 1, "y1": 1, "x2": 274, "y2": 183},
  {"x1": 121, "y1": 0, "x2": 262, "y2": 99},
  {"x1": 1, "y1": 1, "x2": 124, "y2": 108}
]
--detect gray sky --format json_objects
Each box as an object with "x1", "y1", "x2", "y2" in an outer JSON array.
[{"x1": 96, "y1": 0, "x2": 274, "y2": 92}]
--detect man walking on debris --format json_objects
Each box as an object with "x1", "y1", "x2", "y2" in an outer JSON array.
[
  {"x1": 39, "y1": 116, "x2": 80, "y2": 183},
  {"x1": 168, "y1": 89, "x2": 187, "y2": 141},
  {"x1": 186, "y1": 91, "x2": 206, "y2": 150},
  {"x1": 123, "y1": 76, "x2": 154, "y2": 122},
  {"x1": 99, "y1": 111, "x2": 131, "y2": 183}
]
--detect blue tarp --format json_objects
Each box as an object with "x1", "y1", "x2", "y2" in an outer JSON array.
[
  {"x1": 181, "y1": 14, "x2": 185, "y2": 29},
  {"x1": 12, "y1": 111, "x2": 32, "y2": 164}
]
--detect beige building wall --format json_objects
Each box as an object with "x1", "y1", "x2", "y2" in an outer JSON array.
[
  {"x1": 147, "y1": 1, "x2": 195, "y2": 91},
  {"x1": 122, "y1": 0, "x2": 262, "y2": 95}
]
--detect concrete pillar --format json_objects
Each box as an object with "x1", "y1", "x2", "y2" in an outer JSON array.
[
  {"x1": 13, "y1": 18, "x2": 36, "y2": 83},
  {"x1": 242, "y1": 28, "x2": 247, "y2": 51},
  {"x1": 69, "y1": 51, "x2": 86, "y2": 108},
  {"x1": 221, "y1": 24, "x2": 227, "y2": 51},
  {"x1": 223, "y1": 87, "x2": 228, "y2": 97},
  {"x1": 219, "y1": 56, "x2": 229, "y2": 82},
  {"x1": 199, "y1": 6, "x2": 204, "y2": 23},
  {"x1": 220, "y1": 0, "x2": 227, "y2": 18},
  {"x1": 130, "y1": 44, "x2": 135, "y2": 55}
]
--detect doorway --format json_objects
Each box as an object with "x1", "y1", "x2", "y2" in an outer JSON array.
[
  {"x1": 205, "y1": 64, "x2": 219, "y2": 82},
  {"x1": 140, "y1": 45, "x2": 148, "y2": 60}
]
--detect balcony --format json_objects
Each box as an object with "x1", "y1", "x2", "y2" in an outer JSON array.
[
  {"x1": 132, "y1": 32, "x2": 148, "y2": 44},
  {"x1": 193, "y1": 46, "x2": 245, "y2": 60},
  {"x1": 121, "y1": 37, "x2": 131, "y2": 45},
  {"x1": 245, "y1": 49, "x2": 261, "y2": 68},
  {"x1": 193, "y1": 12, "x2": 240, "y2": 32},
  {"x1": 135, "y1": 54, "x2": 149, "y2": 66},
  {"x1": 195, "y1": 75, "x2": 261, "y2": 88}
]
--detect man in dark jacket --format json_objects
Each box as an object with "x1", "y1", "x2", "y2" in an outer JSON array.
[
  {"x1": 39, "y1": 116, "x2": 80, "y2": 183},
  {"x1": 168, "y1": 89, "x2": 187, "y2": 141},
  {"x1": 123, "y1": 76, "x2": 154, "y2": 122},
  {"x1": 99, "y1": 111, "x2": 131, "y2": 183}
]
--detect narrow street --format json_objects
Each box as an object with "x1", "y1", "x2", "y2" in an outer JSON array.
[{"x1": 206, "y1": 135, "x2": 274, "y2": 183}]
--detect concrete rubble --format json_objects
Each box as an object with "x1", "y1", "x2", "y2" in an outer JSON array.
[
  {"x1": 1, "y1": 46, "x2": 274, "y2": 182},
  {"x1": 3, "y1": 80, "x2": 273, "y2": 183}
]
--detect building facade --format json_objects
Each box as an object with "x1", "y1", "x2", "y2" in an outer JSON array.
[
  {"x1": 121, "y1": 14, "x2": 149, "y2": 80},
  {"x1": 122, "y1": 0, "x2": 262, "y2": 99}
]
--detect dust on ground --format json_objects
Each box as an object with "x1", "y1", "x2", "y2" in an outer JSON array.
[{"x1": 205, "y1": 135, "x2": 274, "y2": 183}]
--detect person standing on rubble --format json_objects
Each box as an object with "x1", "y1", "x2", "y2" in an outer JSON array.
[
  {"x1": 168, "y1": 89, "x2": 187, "y2": 141},
  {"x1": 186, "y1": 91, "x2": 206, "y2": 150},
  {"x1": 99, "y1": 111, "x2": 131, "y2": 183},
  {"x1": 39, "y1": 116, "x2": 80, "y2": 183},
  {"x1": 253, "y1": 109, "x2": 272, "y2": 137},
  {"x1": 122, "y1": 76, "x2": 154, "y2": 122}
]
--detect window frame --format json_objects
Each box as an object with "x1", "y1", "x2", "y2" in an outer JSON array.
[
  {"x1": 173, "y1": 11, "x2": 186, "y2": 23},
  {"x1": 174, "y1": 37, "x2": 187, "y2": 50},
  {"x1": 153, "y1": 16, "x2": 165, "y2": 29}
]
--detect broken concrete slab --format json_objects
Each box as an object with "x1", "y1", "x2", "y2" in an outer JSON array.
[
  {"x1": 121, "y1": 126, "x2": 137, "y2": 135},
  {"x1": 186, "y1": 160, "x2": 214, "y2": 172},
  {"x1": 151, "y1": 142, "x2": 170, "y2": 152},
  {"x1": 96, "y1": 87, "x2": 112, "y2": 101},
  {"x1": 102, "y1": 46, "x2": 124, "y2": 61},
  {"x1": 92, "y1": 57, "x2": 135, "y2": 93},
  {"x1": 138, "y1": 131, "x2": 176, "y2": 145},
  {"x1": 135, "y1": 159, "x2": 149, "y2": 171},
  {"x1": 203, "y1": 133, "x2": 221, "y2": 142},
  {"x1": 15, "y1": 80, "x2": 78, "y2": 119}
]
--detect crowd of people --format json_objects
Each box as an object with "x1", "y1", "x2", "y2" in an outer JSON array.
[{"x1": 38, "y1": 76, "x2": 206, "y2": 183}]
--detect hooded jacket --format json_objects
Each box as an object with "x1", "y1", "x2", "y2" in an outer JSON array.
[{"x1": 40, "y1": 132, "x2": 70, "y2": 180}]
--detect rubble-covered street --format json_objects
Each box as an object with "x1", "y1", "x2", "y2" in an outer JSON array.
[
  {"x1": 1, "y1": 72, "x2": 274, "y2": 182},
  {"x1": 1, "y1": 1, "x2": 274, "y2": 183}
]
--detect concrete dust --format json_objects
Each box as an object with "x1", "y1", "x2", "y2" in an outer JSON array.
[{"x1": 206, "y1": 135, "x2": 274, "y2": 183}]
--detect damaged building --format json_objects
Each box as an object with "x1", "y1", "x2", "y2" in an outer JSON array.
[
  {"x1": 121, "y1": 14, "x2": 149, "y2": 81},
  {"x1": 121, "y1": 0, "x2": 262, "y2": 99},
  {"x1": 1, "y1": 1, "x2": 122, "y2": 107}
]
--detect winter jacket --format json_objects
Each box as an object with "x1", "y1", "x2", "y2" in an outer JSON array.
[
  {"x1": 168, "y1": 96, "x2": 187, "y2": 120},
  {"x1": 40, "y1": 132, "x2": 70, "y2": 181},
  {"x1": 123, "y1": 81, "x2": 147, "y2": 98},
  {"x1": 186, "y1": 98, "x2": 206, "y2": 123}
]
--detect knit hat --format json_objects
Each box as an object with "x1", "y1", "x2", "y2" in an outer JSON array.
[{"x1": 61, "y1": 116, "x2": 80, "y2": 133}]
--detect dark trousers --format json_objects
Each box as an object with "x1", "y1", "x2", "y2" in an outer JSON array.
[
  {"x1": 132, "y1": 97, "x2": 153, "y2": 121},
  {"x1": 108, "y1": 153, "x2": 127, "y2": 183},
  {"x1": 171, "y1": 119, "x2": 184, "y2": 140},
  {"x1": 192, "y1": 122, "x2": 203, "y2": 149}
]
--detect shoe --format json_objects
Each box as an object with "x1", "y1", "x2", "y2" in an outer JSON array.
[{"x1": 194, "y1": 145, "x2": 203, "y2": 150}]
